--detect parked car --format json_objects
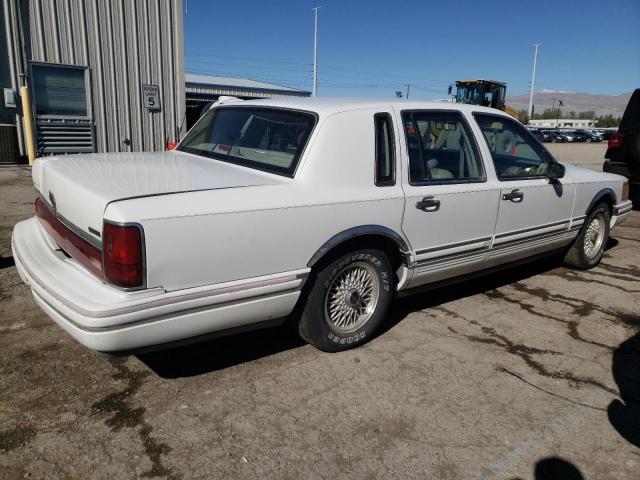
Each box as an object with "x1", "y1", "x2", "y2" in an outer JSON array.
[
  {"x1": 12, "y1": 99, "x2": 632, "y2": 354},
  {"x1": 585, "y1": 129, "x2": 605, "y2": 140},
  {"x1": 568, "y1": 130, "x2": 587, "y2": 142},
  {"x1": 574, "y1": 130, "x2": 603, "y2": 142},
  {"x1": 532, "y1": 129, "x2": 554, "y2": 143},
  {"x1": 598, "y1": 130, "x2": 616, "y2": 141},
  {"x1": 556, "y1": 131, "x2": 575, "y2": 142},
  {"x1": 604, "y1": 89, "x2": 640, "y2": 206},
  {"x1": 543, "y1": 130, "x2": 567, "y2": 143}
]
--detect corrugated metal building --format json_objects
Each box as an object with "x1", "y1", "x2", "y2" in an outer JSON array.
[
  {"x1": 184, "y1": 73, "x2": 311, "y2": 128},
  {"x1": 1, "y1": 0, "x2": 185, "y2": 163}
]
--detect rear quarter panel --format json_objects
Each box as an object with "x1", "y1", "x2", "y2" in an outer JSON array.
[{"x1": 104, "y1": 107, "x2": 407, "y2": 291}]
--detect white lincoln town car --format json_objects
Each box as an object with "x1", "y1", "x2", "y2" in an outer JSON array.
[{"x1": 12, "y1": 98, "x2": 632, "y2": 354}]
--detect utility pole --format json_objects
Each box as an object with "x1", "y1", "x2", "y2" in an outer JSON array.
[
  {"x1": 405, "y1": 84, "x2": 411, "y2": 99},
  {"x1": 556, "y1": 98, "x2": 562, "y2": 127},
  {"x1": 312, "y1": 6, "x2": 320, "y2": 98},
  {"x1": 528, "y1": 43, "x2": 541, "y2": 120}
]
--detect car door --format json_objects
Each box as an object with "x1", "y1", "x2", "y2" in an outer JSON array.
[
  {"x1": 399, "y1": 109, "x2": 500, "y2": 288},
  {"x1": 473, "y1": 112, "x2": 576, "y2": 266}
]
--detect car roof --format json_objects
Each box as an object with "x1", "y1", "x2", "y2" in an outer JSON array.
[{"x1": 223, "y1": 97, "x2": 507, "y2": 117}]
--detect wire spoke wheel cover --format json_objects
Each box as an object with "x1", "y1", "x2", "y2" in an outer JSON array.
[
  {"x1": 324, "y1": 262, "x2": 380, "y2": 334},
  {"x1": 583, "y1": 214, "x2": 605, "y2": 258}
]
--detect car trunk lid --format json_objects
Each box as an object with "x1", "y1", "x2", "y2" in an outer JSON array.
[{"x1": 33, "y1": 150, "x2": 281, "y2": 244}]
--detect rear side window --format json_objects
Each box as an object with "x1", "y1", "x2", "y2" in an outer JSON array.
[
  {"x1": 374, "y1": 113, "x2": 395, "y2": 186},
  {"x1": 402, "y1": 110, "x2": 484, "y2": 184},
  {"x1": 177, "y1": 107, "x2": 316, "y2": 176}
]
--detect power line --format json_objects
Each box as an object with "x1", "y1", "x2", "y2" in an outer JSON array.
[
  {"x1": 186, "y1": 51, "x2": 311, "y2": 67},
  {"x1": 185, "y1": 59, "x2": 310, "y2": 74},
  {"x1": 320, "y1": 64, "x2": 449, "y2": 84},
  {"x1": 186, "y1": 51, "x2": 452, "y2": 85},
  {"x1": 185, "y1": 59, "x2": 452, "y2": 90},
  {"x1": 317, "y1": 84, "x2": 403, "y2": 88}
]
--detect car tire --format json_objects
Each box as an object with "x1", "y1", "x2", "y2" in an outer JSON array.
[
  {"x1": 563, "y1": 202, "x2": 610, "y2": 269},
  {"x1": 296, "y1": 248, "x2": 394, "y2": 352}
]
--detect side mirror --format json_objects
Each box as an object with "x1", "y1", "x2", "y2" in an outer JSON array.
[{"x1": 547, "y1": 162, "x2": 565, "y2": 180}]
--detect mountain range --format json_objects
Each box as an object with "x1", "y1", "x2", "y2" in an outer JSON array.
[{"x1": 505, "y1": 91, "x2": 634, "y2": 117}]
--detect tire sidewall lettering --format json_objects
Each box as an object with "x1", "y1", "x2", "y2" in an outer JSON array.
[{"x1": 321, "y1": 250, "x2": 392, "y2": 346}]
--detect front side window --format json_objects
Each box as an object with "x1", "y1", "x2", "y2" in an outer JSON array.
[
  {"x1": 474, "y1": 113, "x2": 554, "y2": 179},
  {"x1": 402, "y1": 111, "x2": 484, "y2": 183},
  {"x1": 374, "y1": 113, "x2": 395, "y2": 186},
  {"x1": 178, "y1": 107, "x2": 316, "y2": 176}
]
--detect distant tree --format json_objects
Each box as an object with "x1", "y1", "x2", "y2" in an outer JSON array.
[
  {"x1": 542, "y1": 108, "x2": 561, "y2": 119},
  {"x1": 578, "y1": 110, "x2": 595, "y2": 119},
  {"x1": 517, "y1": 109, "x2": 529, "y2": 124},
  {"x1": 568, "y1": 111, "x2": 576, "y2": 119},
  {"x1": 595, "y1": 114, "x2": 621, "y2": 128}
]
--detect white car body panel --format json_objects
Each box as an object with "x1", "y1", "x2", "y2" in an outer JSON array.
[
  {"x1": 12, "y1": 98, "x2": 632, "y2": 353},
  {"x1": 32, "y1": 151, "x2": 283, "y2": 242},
  {"x1": 489, "y1": 179, "x2": 576, "y2": 265},
  {"x1": 13, "y1": 217, "x2": 305, "y2": 352},
  {"x1": 402, "y1": 185, "x2": 500, "y2": 287}
]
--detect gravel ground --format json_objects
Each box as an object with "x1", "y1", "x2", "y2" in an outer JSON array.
[{"x1": 1, "y1": 145, "x2": 638, "y2": 480}]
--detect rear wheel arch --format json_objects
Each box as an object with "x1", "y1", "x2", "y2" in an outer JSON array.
[{"x1": 306, "y1": 225, "x2": 410, "y2": 273}]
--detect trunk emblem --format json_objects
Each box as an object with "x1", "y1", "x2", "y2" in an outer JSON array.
[{"x1": 48, "y1": 191, "x2": 56, "y2": 211}]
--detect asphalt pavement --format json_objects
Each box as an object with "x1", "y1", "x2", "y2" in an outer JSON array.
[{"x1": 1, "y1": 144, "x2": 638, "y2": 479}]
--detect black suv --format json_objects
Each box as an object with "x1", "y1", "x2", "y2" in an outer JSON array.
[{"x1": 604, "y1": 89, "x2": 640, "y2": 207}]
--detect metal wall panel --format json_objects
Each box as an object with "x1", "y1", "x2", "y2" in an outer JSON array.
[
  {"x1": 25, "y1": 0, "x2": 185, "y2": 153},
  {"x1": 1, "y1": 0, "x2": 27, "y2": 158}
]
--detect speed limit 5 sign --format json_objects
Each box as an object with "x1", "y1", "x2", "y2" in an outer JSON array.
[{"x1": 142, "y1": 84, "x2": 161, "y2": 110}]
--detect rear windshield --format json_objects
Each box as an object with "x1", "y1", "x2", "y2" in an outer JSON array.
[{"x1": 177, "y1": 107, "x2": 316, "y2": 176}]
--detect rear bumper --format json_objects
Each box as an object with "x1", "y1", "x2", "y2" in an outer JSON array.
[
  {"x1": 612, "y1": 200, "x2": 633, "y2": 228},
  {"x1": 12, "y1": 217, "x2": 306, "y2": 353}
]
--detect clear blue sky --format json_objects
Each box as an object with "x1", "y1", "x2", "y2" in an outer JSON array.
[{"x1": 183, "y1": 0, "x2": 640, "y2": 99}]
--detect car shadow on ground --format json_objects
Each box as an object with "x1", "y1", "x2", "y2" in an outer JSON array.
[
  {"x1": 0, "y1": 255, "x2": 15, "y2": 270},
  {"x1": 139, "y1": 254, "x2": 566, "y2": 379},
  {"x1": 607, "y1": 332, "x2": 640, "y2": 448},
  {"x1": 510, "y1": 456, "x2": 585, "y2": 480},
  {"x1": 140, "y1": 239, "x2": 622, "y2": 380},
  {"x1": 378, "y1": 254, "x2": 565, "y2": 338},
  {"x1": 138, "y1": 326, "x2": 305, "y2": 379}
]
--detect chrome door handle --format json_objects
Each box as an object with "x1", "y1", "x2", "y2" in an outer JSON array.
[
  {"x1": 416, "y1": 196, "x2": 441, "y2": 212},
  {"x1": 502, "y1": 189, "x2": 524, "y2": 203}
]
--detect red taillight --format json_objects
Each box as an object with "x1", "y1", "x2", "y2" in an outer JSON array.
[
  {"x1": 608, "y1": 132, "x2": 624, "y2": 149},
  {"x1": 166, "y1": 142, "x2": 177, "y2": 150},
  {"x1": 35, "y1": 197, "x2": 145, "y2": 289},
  {"x1": 35, "y1": 197, "x2": 103, "y2": 277},
  {"x1": 102, "y1": 222, "x2": 145, "y2": 289}
]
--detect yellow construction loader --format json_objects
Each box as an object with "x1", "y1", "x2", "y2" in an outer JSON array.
[{"x1": 451, "y1": 80, "x2": 519, "y2": 118}]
